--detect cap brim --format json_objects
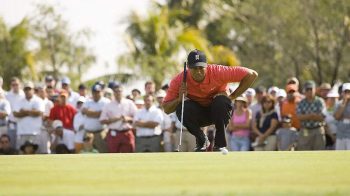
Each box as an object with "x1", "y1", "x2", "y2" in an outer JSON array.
[{"x1": 188, "y1": 62, "x2": 207, "y2": 68}]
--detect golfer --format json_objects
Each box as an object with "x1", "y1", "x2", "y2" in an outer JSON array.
[{"x1": 162, "y1": 49, "x2": 258, "y2": 151}]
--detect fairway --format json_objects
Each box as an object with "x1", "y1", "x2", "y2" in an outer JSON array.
[{"x1": 1, "y1": 151, "x2": 350, "y2": 195}]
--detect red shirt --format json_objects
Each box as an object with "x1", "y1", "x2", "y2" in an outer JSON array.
[
  {"x1": 49, "y1": 104, "x2": 77, "y2": 130},
  {"x1": 163, "y1": 64, "x2": 250, "y2": 106}
]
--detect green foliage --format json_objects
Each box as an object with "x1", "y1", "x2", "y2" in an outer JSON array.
[
  {"x1": 30, "y1": 4, "x2": 95, "y2": 87},
  {"x1": 0, "y1": 18, "x2": 33, "y2": 89}
]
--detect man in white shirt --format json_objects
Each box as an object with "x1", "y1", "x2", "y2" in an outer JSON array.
[
  {"x1": 134, "y1": 94, "x2": 163, "y2": 152},
  {"x1": 100, "y1": 85, "x2": 137, "y2": 153},
  {"x1": 82, "y1": 84, "x2": 110, "y2": 153},
  {"x1": 0, "y1": 89, "x2": 11, "y2": 136},
  {"x1": 5, "y1": 77, "x2": 25, "y2": 148},
  {"x1": 35, "y1": 84, "x2": 54, "y2": 153},
  {"x1": 13, "y1": 81, "x2": 45, "y2": 150},
  {"x1": 156, "y1": 90, "x2": 173, "y2": 152},
  {"x1": 50, "y1": 120, "x2": 75, "y2": 153}
]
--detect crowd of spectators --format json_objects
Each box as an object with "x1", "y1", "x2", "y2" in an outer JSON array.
[{"x1": 0, "y1": 75, "x2": 349, "y2": 155}]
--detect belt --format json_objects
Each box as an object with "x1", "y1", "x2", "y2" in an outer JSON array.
[
  {"x1": 86, "y1": 129, "x2": 103, "y2": 133},
  {"x1": 109, "y1": 129, "x2": 131, "y2": 132},
  {"x1": 304, "y1": 126, "x2": 322, "y2": 130},
  {"x1": 138, "y1": 135, "x2": 158, "y2": 138}
]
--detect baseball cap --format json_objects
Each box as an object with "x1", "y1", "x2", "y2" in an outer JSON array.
[
  {"x1": 281, "y1": 115, "x2": 292, "y2": 123},
  {"x1": 156, "y1": 89, "x2": 167, "y2": 98},
  {"x1": 187, "y1": 49, "x2": 207, "y2": 68},
  {"x1": 277, "y1": 89, "x2": 287, "y2": 98},
  {"x1": 319, "y1": 83, "x2": 331, "y2": 90},
  {"x1": 286, "y1": 84, "x2": 298, "y2": 93},
  {"x1": 61, "y1": 77, "x2": 71, "y2": 85},
  {"x1": 59, "y1": 90, "x2": 69, "y2": 97},
  {"x1": 268, "y1": 86, "x2": 279, "y2": 94},
  {"x1": 108, "y1": 81, "x2": 119, "y2": 89},
  {"x1": 23, "y1": 81, "x2": 34, "y2": 89},
  {"x1": 77, "y1": 96, "x2": 86, "y2": 103},
  {"x1": 304, "y1": 80, "x2": 316, "y2": 89},
  {"x1": 342, "y1": 83, "x2": 350, "y2": 92},
  {"x1": 45, "y1": 75, "x2": 54, "y2": 82},
  {"x1": 52, "y1": 120, "x2": 63, "y2": 129},
  {"x1": 327, "y1": 89, "x2": 339, "y2": 98},
  {"x1": 235, "y1": 96, "x2": 248, "y2": 103},
  {"x1": 245, "y1": 88, "x2": 256, "y2": 97},
  {"x1": 92, "y1": 84, "x2": 103, "y2": 92}
]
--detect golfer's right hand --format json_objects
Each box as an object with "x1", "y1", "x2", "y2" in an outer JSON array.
[{"x1": 178, "y1": 83, "x2": 187, "y2": 101}]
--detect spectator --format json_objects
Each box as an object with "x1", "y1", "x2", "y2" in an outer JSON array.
[
  {"x1": 170, "y1": 112, "x2": 196, "y2": 152},
  {"x1": 49, "y1": 90, "x2": 77, "y2": 130},
  {"x1": 268, "y1": 86, "x2": 279, "y2": 99},
  {"x1": 45, "y1": 75, "x2": 56, "y2": 88},
  {"x1": 275, "y1": 89, "x2": 287, "y2": 120},
  {"x1": 81, "y1": 84, "x2": 110, "y2": 153},
  {"x1": 78, "y1": 84, "x2": 88, "y2": 97},
  {"x1": 61, "y1": 77, "x2": 80, "y2": 107},
  {"x1": 276, "y1": 115, "x2": 298, "y2": 151},
  {"x1": 80, "y1": 132, "x2": 99, "y2": 154},
  {"x1": 131, "y1": 89, "x2": 142, "y2": 101},
  {"x1": 318, "y1": 82, "x2": 332, "y2": 101},
  {"x1": 0, "y1": 134, "x2": 18, "y2": 155},
  {"x1": 245, "y1": 88, "x2": 256, "y2": 107},
  {"x1": 20, "y1": 140, "x2": 38, "y2": 155},
  {"x1": 73, "y1": 96, "x2": 86, "y2": 153},
  {"x1": 296, "y1": 81, "x2": 327, "y2": 150},
  {"x1": 135, "y1": 99, "x2": 145, "y2": 109},
  {"x1": 156, "y1": 90, "x2": 173, "y2": 152},
  {"x1": 281, "y1": 84, "x2": 301, "y2": 130},
  {"x1": 100, "y1": 85, "x2": 137, "y2": 153},
  {"x1": 144, "y1": 81, "x2": 156, "y2": 96},
  {"x1": 13, "y1": 81, "x2": 45, "y2": 150},
  {"x1": 334, "y1": 83, "x2": 350, "y2": 150},
  {"x1": 252, "y1": 95, "x2": 279, "y2": 151},
  {"x1": 286, "y1": 77, "x2": 300, "y2": 87},
  {"x1": 35, "y1": 84, "x2": 54, "y2": 154},
  {"x1": 228, "y1": 96, "x2": 252, "y2": 151},
  {"x1": 324, "y1": 89, "x2": 339, "y2": 149},
  {"x1": 5, "y1": 77, "x2": 25, "y2": 148},
  {"x1": 134, "y1": 95, "x2": 163, "y2": 152},
  {"x1": 250, "y1": 86, "x2": 266, "y2": 126},
  {"x1": 103, "y1": 88, "x2": 114, "y2": 100},
  {"x1": 0, "y1": 89, "x2": 11, "y2": 136},
  {"x1": 50, "y1": 120, "x2": 75, "y2": 153}
]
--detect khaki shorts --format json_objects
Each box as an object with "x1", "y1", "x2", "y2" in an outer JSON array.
[{"x1": 297, "y1": 127, "x2": 325, "y2": 150}]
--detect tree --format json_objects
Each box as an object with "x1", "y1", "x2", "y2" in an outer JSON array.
[
  {"x1": 30, "y1": 4, "x2": 95, "y2": 85},
  {"x1": 0, "y1": 17, "x2": 34, "y2": 89}
]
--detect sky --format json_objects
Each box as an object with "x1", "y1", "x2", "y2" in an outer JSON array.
[{"x1": 0, "y1": 0, "x2": 151, "y2": 82}]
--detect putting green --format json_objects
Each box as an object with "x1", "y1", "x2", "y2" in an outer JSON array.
[{"x1": 1, "y1": 151, "x2": 349, "y2": 195}]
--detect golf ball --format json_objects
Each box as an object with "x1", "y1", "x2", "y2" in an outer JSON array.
[{"x1": 220, "y1": 148, "x2": 228, "y2": 155}]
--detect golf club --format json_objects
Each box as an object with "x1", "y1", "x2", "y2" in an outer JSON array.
[{"x1": 175, "y1": 62, "x2": 187, "y2": 152}]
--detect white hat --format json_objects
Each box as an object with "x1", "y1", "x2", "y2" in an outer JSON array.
[
  {"x1": 268, "y1": 86, "x2": 279, "y2": 94},
  {"x1": 277, "y1": 89, "x2": 287, "y2": 98},
  {"x1": 342, "y1": 83, "x2": 350, "y2": 92},
  {"x1": 245, "y1": 88, "x2": 256, "y2": 97},
  {"x1": 135, "y1": 99, "x2": 144, "y2": 105},
  {"x1": 156, "y1": 89, "x2": 167, "y2": 98},
  {"x1": 77, "y1": 96, "x2": 86, "y2": 103},
  {"x1": 52, "y1": 120, "x2": 63, "y2": 129},
  {"x1": 235, "y1": 96, "x2": 248, "y2": 103},
  {"x1": 23, "y1": 81, "x2": 34, "y2": 89},
  {"x1": 327, "y1": 90, "x2": 339, "y2": 98}
]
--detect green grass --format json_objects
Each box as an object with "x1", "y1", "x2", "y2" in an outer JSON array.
[{"x1": 1, "y1": 151, "x2": 350, "y2": 195}]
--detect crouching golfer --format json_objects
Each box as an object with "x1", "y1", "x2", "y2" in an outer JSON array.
[{"x1": 162, "y1": 49, "x2": 258, "y2": 151}]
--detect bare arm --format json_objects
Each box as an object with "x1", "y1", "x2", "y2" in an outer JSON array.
[
  {"x1": 297, "y1": 113, "x2": 325, "y2": 121},
  {"x1": 82, "y1": 108, "x2": 101, "y2": 118},
  {"x1": 163, "y1": 83, "x2": 187, "y2": 114},
  {"x1": 229, "y1": 69, "x2": 258, "y2": 100}
]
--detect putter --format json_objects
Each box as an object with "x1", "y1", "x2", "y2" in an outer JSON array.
[{"x1": 175, "y1": 62, "x2": 187, "y2": 152}]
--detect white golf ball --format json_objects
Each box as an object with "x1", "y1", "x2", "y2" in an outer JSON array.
[{"x1": 220, "y1": 148, "x2": 228, "y2": 155}]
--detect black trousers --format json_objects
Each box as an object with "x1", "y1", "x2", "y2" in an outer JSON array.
[{"x1": 176, "y1": 95, "x2": 232, "y2": 148}]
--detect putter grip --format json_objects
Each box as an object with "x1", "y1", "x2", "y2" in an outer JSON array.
[{"x1": 183, "y1": 62, "x2": 187, "y2": 83}]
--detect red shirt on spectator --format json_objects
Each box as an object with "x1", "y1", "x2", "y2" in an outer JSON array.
[
  {"x1": 163, "y1": 65, "x2": 250, "y2": 106},
  {"x1": 49, "y1": 103, "x2": 77, "y2": 130}
]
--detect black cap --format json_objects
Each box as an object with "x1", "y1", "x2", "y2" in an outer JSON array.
[
  {"x1": 187, "y1": 49, "x2": 207, "y2": 68},
  {"x1": 45, "y1": 75, "x2": 54, "y2": 82}
]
